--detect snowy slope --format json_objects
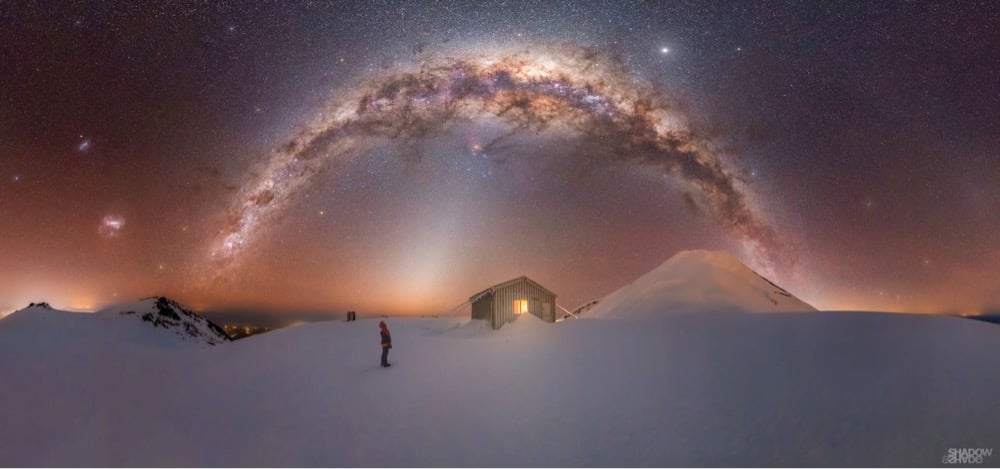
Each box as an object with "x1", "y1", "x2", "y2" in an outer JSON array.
[
  {"x1": 97, "y1": 297, "x2": 230, "y2": 345},
  {"x1": 1, "y1": 298, "x2": 229, "y2": 351},
  {"x1": 1, "y1": 309, "x2": 998, "y2": 466},
  {"x1": 588, "y1": 249, "x2": 816, "y2": 318}
]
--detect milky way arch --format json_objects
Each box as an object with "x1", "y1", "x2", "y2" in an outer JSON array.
[{"x1": 208, "y1": 44, "x2": 783, "y2": 277}]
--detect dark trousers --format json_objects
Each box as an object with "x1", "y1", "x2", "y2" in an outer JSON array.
[{"x1": 381, "y1": 346, "x2": 389, "y2": 366}]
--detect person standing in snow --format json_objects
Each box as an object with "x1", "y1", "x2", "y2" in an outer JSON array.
[{"x1": 379, "y1": 321, "x2": 392, "y2": 367}]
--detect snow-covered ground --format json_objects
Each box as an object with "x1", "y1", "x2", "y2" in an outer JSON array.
[{"x1": 1, "y1": 304, "x2": 997, "y2": 466}]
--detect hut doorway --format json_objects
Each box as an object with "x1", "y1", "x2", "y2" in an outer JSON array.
[{"x1": 514, "y1": 299, "x2": 529, "y2": 315}]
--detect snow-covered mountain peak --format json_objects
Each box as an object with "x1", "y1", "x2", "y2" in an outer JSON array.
[
  {"x1": 587, "y1": 249, "x2": 816, "y2": 318},
  {"x1": 98, "y1": 296, "x2": 230, "y2": 345},
  {"x1": 6, "y1": 301, "x2": 79, "y2": 321},
  {"x1": 663, "y1": 249, "x2": 755, "y2": 273}
]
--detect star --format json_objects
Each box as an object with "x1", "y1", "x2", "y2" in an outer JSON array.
[
  {"x1": 77, "y1": 138, "x2": 91, "y2": 152},
  {"x1": 660, "y1": 47, "x2": 670, "y2": 54},
  {"x1": 11, "y1": 174, "x2": 21, "y2": 183}
]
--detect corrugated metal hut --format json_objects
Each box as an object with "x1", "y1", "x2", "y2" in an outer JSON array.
[{"x1": 470, "y1": 276, "x2": 557, "y2": 329}]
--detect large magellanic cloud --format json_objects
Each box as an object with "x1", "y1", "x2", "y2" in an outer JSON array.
[{"x1": 208, "y1": 44, "x2": 783, "y2": 276}]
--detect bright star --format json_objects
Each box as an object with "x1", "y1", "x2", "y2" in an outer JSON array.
[
  {"x1": 77, "y1": 138, "x2": 91, "y2": 152},
  {"x1": 660, "y1": 47, "x2": 670, "y2": 54}
]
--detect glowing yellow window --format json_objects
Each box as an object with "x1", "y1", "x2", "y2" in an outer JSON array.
[{"x1": 513, "y1": 299, "x2": 529, "y2": 315}]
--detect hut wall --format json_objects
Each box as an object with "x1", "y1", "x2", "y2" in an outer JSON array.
[{"x1": 471, "y1": 294, "x2": 493, "y2": 322}]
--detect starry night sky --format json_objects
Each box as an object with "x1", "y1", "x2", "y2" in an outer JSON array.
[{"x1": 2, "y1": 1, "x2": 997, "y2": 320}]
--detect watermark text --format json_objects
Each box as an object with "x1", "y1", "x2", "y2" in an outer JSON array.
[{"x1": 943, "y1": 448, "x2": 993, "y2": 465}]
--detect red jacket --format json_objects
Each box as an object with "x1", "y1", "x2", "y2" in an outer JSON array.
[{"x1": 379, "y1": 322, "x2": 392, "y2": 348}]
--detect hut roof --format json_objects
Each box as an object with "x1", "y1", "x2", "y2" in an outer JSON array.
[{"x1": 469, "y1": 276, "x2": 557, "y2": 303}]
